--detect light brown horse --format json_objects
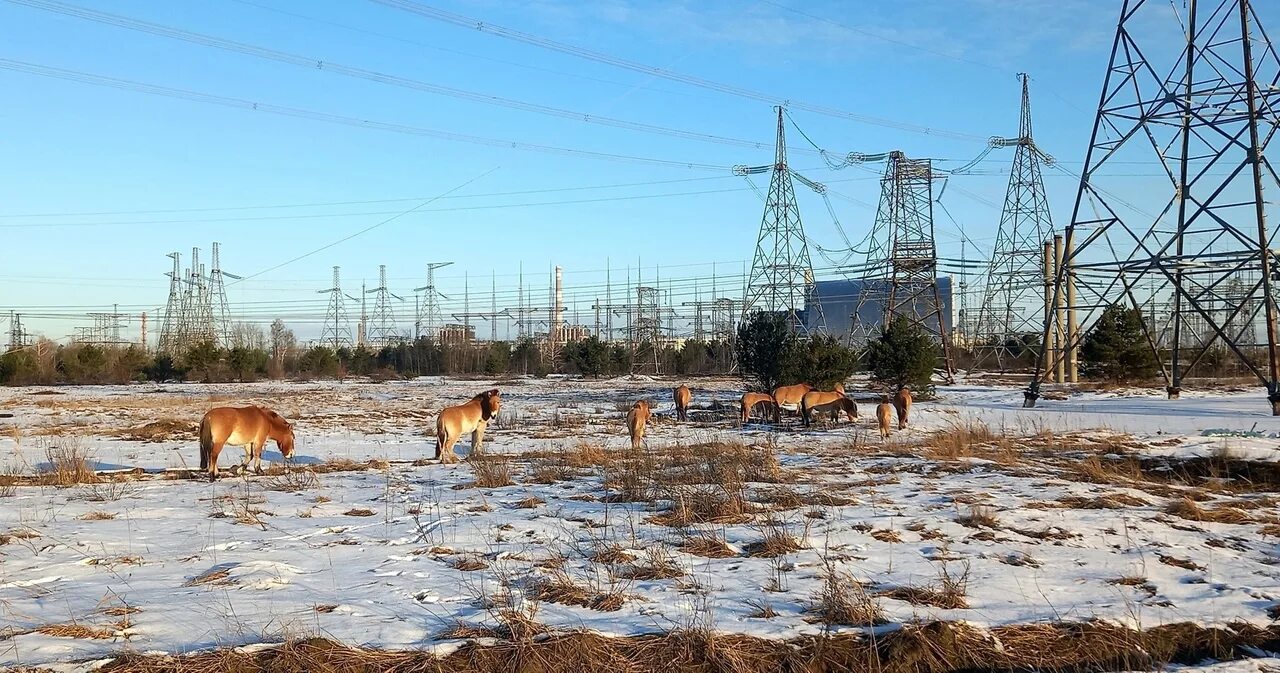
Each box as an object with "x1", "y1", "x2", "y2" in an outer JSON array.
[
  {"x1": 436, "y1": 389, "x2": 501, "y2": 464},
  {"x1": 800, "y1": 389, "x2": 858, "y2": 426},
  {"x1": 771, "y1": 383, "x2": 814, "y2": 415},
  {"x1": 740, "y1": 392, "x2": 779, "y2": 424},
  {"x1": 199, "y1": 406, "x2": 295, "y2": 481},
  {"x1": 894, "y1": 387, "x2": 913, "y2": 430},
  {"x1": 673, "y1": 385, "x2": 691, "y2": 422},
  {"x1": 627, "y1": 400, "x2": 651, "y2": 449},
  {"x1": 876, "y1": 398, "x2": 894, "y2": 439}
]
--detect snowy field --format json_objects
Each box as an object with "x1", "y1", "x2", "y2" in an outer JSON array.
[{"x1": 1, "y1": 376, "x2": 1279, "y2": 671}]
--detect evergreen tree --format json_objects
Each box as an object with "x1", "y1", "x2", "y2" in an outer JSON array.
[
  {"x1": 735, "y1": 312, "x2": 796, "y2": 391},
  {"x1": 864, "y1": 316, "x2": 938, "y2": 393},
  {"x1": 1080, "y1": 304, "x2": 1158, "y2": 381}
]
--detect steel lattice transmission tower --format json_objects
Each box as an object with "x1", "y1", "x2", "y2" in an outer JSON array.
[
  {"x1": 1026, "y1": 0, "x2": 1280, "y2": 413},
  {"x1": 849, "y1": 152, "x2": 956, "y2": 381},
  {"x1": 367, "y1": 265, "x2": 403, "y2": 347},
  {"x1": 158, "y1": 251, "x2": 183, "y2": 355},
  {"x1": 208, "y1": 242, "x2": 237, "y2": 347},
  {"x1": 414, "y1": 261, "x2": 453, "y2": 341},
  {"x1": 973, "y1": 74, "x2": 1056, "y2": 370},
  {"x1": 318, "y1": 266, "x2": 351, "y2": 350},
  {"x1": 739, "y1": 106, "x2": 824, "y2": 333}
]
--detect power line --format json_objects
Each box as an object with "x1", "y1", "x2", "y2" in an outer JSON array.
[
  {"x1": 6, "y1": 0, "x2": 821, "y2": 155},
  {"x1": 369, "y1": 0, "x2": 992, "y2": 142},
  {"x1": 0, "y1": 59, "x2": 730, "y2": 172}
]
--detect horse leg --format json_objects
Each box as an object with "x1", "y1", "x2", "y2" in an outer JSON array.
[
  {"x1": 471, "y1": 422, "x2": 487, "y2": 458},
  {"x1": 209, "y1": 441, "x2": 224, "y2": 481},
  {"x1": 253, "y1": 441, "x2": 265, "y2": 475}
]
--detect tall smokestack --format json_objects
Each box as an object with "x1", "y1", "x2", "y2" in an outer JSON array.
[{"x1": 554, "y1": 265, "x2": 564, "y2": 342}]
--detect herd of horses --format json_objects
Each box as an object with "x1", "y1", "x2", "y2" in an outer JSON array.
[{"x1": 195, "y1": 383, "x2": 909, "y2": 481}]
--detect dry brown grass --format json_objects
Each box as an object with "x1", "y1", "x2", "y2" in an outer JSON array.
[
  {"x1": 744, "y1": 519, "x2": 801, "y2": 558},
  {"x1": 679, "y1": 527, "x2": 735, "y2": 558},
  {"x1": 871, "y1": 528, "x2": 902, "y2": 543},
  {"x1": 40, "y1": 438, "x2": 97, "y2": 485},
  {"x1": 1165, "y1": 497, "x2": 1253, "y2": 524},
  {"x1": 880, "y1": 562, "x2": 970, "y2": 609},
  {"x1": 78, "y1": 510, "x2": 117, "y2": 521},
  {"x1": 526, "y1": 568, "x2": 627, "y2": 612},
  {"x1": 590, "y1": 544, "x2": 636, "y2": 565},
  {"x1": 956, "y1": 505, "x2": 999, "y2": 529},
  {"x1": 344, "y1": 508, "x2": 376, "y2": 517},
  {"x1": 651, "y1": 484, "x2": 755, "y2": 527},
  {"x1": 469, "y1": 455, "x2": 515, "y2": 489},
  {"x1": 744, "y1": 599, "x2": 779, "y2": 619},
  {"x1": 1054, "y1": 493, "x2": 1150, "y2": 509},
  {"x1": 613, "y1": 547, "x2": 684, "y2": 581},
  {"x1": 450, "y1": 555, "x2": 490, "y2": 572},
  {"x1": 513, "y1": 495, "x2": 545, "y2": 509},
  {"x1": 183, "y1": 566, "x2": 235, "y2": 587},
  {"x1": 262, "y1": 468, "x2": 320, "y2": 492},
  {"x1": 36, "y1": 622, "x2": 115, "y2": 640},
  {"x1": 114, "y1": 419, "x2": 197, "y2": 443},
  {"x1": 50, "y1": 620, "x2": 1280, "y2": 673},
  {"x1": 1158, "y1": 554, "x2": 1204, "y2": 571},
  {"x1": 806, "y1": 561, "x2": 886, "y2": 626}
]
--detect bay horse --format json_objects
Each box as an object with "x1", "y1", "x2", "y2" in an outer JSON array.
[
  {"x1": 876, "y1": 397, "x2": 893, "y2": 439},
  {"x1": 627, "y1": 400, "x2": 651, "y2": 449},
  {"x1": 800, "y1": 389, "x2": 858, "y2": 426},
  {"x1": 673, "y1": 385, "x2": 691, "y2": 422},
  {"x1": 771, "y1": 383, "x2": 814, "y2": 419},
  {"x1": 894, "y1": 387, "x2": 913, "y2": 430},
  {"x1": 740, "y1": 392, "x2": 779, "y2": 424},
  {"x1": 199, "y1": 406, "x2": 295, "y2": 481},
  {"x1": 436, "y1": 389, "x2": 501, "y2": 464}
]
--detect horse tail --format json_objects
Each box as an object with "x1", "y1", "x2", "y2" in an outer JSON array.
[
  {"x1": 434, "y1": 413, "x2": 445, "y2": 457},
  {"x1": 199, "y1": 414, "x2": 213, "y2": 471}
]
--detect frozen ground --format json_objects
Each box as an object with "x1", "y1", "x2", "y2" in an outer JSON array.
[{"x1": 1, "y1": 376, "x2": 1278, "y2": 670}]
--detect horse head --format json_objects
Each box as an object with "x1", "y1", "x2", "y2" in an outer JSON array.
[{"x1": 479, "y1": 389, "x2": 502, "y2": 421}]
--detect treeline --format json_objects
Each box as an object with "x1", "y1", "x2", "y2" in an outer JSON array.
[{"x1": 0, "y1": 317, "x2": 744, "y2": 385}]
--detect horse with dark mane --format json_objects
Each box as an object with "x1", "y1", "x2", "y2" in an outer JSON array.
[
  {"x1": 199, "y1": 406, "x2": 295, "y2": 481},
  {"x1": 436, "y1": 389, "x2": 501, "y2": 463}
]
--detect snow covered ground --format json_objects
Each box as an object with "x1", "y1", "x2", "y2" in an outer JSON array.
[{"x1": 1, "y1": 376, "x2": 1278, "y2": 670}]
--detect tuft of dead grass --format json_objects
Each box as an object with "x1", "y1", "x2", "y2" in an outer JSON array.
[
  {"x1": 651, "y1": 484, "x2": 755, "y2": 527},
  {"x1": 879, "y1": 562, "x2": 970, "y2": 609},
  {"x1": 513, "y1": 495, "x2": 545, "y2": 509},
  {"x1": 262, "y1": 469, "x2": 320, "y2": 493},
  {"x1": 956, "y1": 505, "x2": 999, "y2": 529},
  {"x1": 680, "y1": 527, "x2": 736, "y2": 559},
  {"x1": 469, "y1": 455, "x2": 515, "y2": 489},
  {"x1": 806, "y1": 561, "x2": 886, "y2": 626},
  {"x1": 744, "y1": 519, "x2": 801, "y2": 558},
  {"x1": 613, "y1": 546, "x2": 684, "y2": 581},
  {"x1": 40, "y1": 438, "x2": 97, "y2": 485},
  {"x1": 1165, "y1": 497, "x2": 1253, "y2": 524},
  {"x1": 183, "y1": 566, "x2": 235, "y2": 587},
  {"x1": 36, "y1": 623, "x2": 115, "y2": 640},
  {"x1": 78, "y1": 510, "x2": 116, "y2": 521},
  {"x1": 344, "y1": 508, "x2": 377, "y2": 517},
  {"x1": 450, "y1": 555, "x2": 490, "y2": 572}
]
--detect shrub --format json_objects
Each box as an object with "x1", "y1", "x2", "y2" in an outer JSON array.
[{"x1": 1080, "y1": 305, "x2": 1158, "y2": 382}]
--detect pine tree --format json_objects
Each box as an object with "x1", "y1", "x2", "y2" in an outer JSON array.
[
  {"x1": 864, "y1": 316, "x2": 938, "y2": 393},
  {"x1": 1080, "y1": 305, "x2": 1158, "y2": 382}
]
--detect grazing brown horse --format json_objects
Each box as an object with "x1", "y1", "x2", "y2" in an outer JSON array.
[
  {"x1": 627, "y1": 400, "x2": 651, "y2": 449},
  {"x1": 800, "y1": 389, "x2": 858, "y2": 426},
  {"x1": 894, "y1": 387, "x2": 913, "y2": 430},
  {"x1": 876, "y1": 398, "x2": 894, "y2": 439},
  {"x1": 199, "y1": 406, "x2": 295, "y2": 481},
  {"x1": 771, "y1": 383, "x2": 814, "y2": 417},
  {"x1": 436, "y1": 389, "x2": 501, "y2": 464},
  {"x1": 740, "y1": 392, "x2": 779, "y2": 424},
  {"x1": 673, "y1": 385, "x2": 691, "y2": 422}
]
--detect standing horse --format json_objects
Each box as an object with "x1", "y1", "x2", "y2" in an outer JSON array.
[
  {"x1": 436, "y1": 389, "x2": 501, "y2": 464},
  {"x1": 740, "y1": 392, "x2": 779, "y2": 424},
  {"x1": 199, "y1": 406, "x2": 295, "y2": 481},
  {"x1": 673, "y1": 385, "x2": 691, "y2": 422},
  {"x1": 627, "y1": 400, "x2": 651, "y2": 449},
  {"x1": 771, "y1": 383, "x2": 814, "y2": 421},
  {"x1": 800, "y1": 389, "x2": 858, "y2": 426},
  {"x1": 876, "y1": 398, "x2": 894, "y2": 439},
  {"x1": 894, "y1": 387, "x2": 913, "y2": 430}
]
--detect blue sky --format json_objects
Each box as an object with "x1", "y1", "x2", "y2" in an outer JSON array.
[{"x1": 0, "y1": 0, "x2": 1217, "y2": 342}]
